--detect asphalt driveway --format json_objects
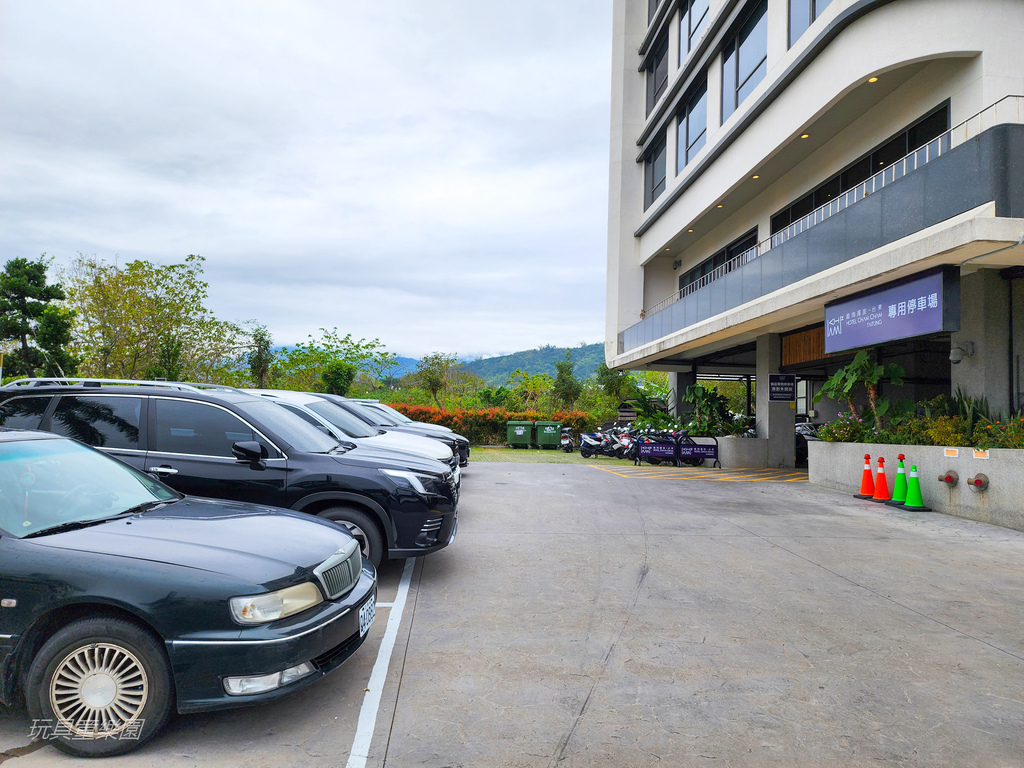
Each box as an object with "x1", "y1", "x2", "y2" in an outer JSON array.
[{"x1": 3, "y1": 462, "x2": 1023, "y2": 767}]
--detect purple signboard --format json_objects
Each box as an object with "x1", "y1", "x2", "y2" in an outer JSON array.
[
  {"x1": 824, "y1": 270, "x2": 957, "y2": 354},
  {"x1": 678, "y1": 444, "x2": 718, "y2": 459},
  {"x1": 638, "y1": 442, "x2": 676, "y2": 458}
]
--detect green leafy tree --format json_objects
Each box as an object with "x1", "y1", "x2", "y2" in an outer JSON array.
[
  {"x1": 145, "y1": 335, "x2": 184, "y2": 380},
  {"x1": 595, "y1": 362, "x2": 635, "y2": 402},
  {"x1": 416, "y1": 352, "x2": 461, "y2": 407},
  {"x1": 0, "y1": 256, "x2": 74, "y2": 378},
  {"x1": 507, "y1": 368, "x2": 553, "y2": 410},
  {"x1": 321, "y1": 360, "x2": 358, "y2": 396},
  {"x1": 552, "y1": 350, "x2": 583, "y2": 409},
  {"x1": 276, "y1": 329, "x2": 396, "y2": 392},
  {"x1": 35, "y1": 305, "x2": 79, "y2": 377},
  {"x1": 247, "y1": 324, "x2": 276, "y2": 388},
  {"x1": 63, "y1": 254, "x2": 242, "y2": 380},
  {"x1": 813, "y1": 350, "x2": 905, "y2": 430}
]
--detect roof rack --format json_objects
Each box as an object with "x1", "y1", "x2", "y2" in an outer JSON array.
[{"x1": 2, "y1": 377, "x2": 244, "y2": 395}]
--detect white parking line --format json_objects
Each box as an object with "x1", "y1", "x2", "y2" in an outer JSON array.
[{"x1": 346, "y1": 558, "x2": 415, "y2": 768}]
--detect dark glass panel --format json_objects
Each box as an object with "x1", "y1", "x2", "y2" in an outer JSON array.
[
  {"x1": 840, "y1": 155, "x2": 872, "y2": 191},
  {"x1": 649, "y1": 0, "x2": 660, "y2": 23},
  {"x1": 0, "y1": 397, "x2": 49, "y2": 431},
  {"x1": 907, "y1": 105, "x2": 949, "y2": 150},
  {"x1": 51, "y1": 396, "x2": 141, "y2": 449},
  {"x1": 790, "y1": 192, "x2": 815, "y2": 221},
  {"x1": 771, "y1": 210, "x2": 792, "y2": 235},
  {"x1": 813, "y1": 176, "x2": 841, "y2": 207},
  {"x1": 872, "y1": 133, "x2": 908, "y2": 170},
  {"x1": 153, "y1": 399, "x2": 257, "y2": 458}
]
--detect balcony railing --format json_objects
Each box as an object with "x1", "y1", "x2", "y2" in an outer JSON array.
[{"x1": 642, "y1": 95, "x2": 1024, "y2": 319}]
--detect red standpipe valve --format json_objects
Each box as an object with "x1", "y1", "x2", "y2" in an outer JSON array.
[
  {"x1": 967, "y1": 473, "x2": 989, "y2": 492},
  {"x1": 938, "y1": 470, "x2": 958, "y2": 487}
]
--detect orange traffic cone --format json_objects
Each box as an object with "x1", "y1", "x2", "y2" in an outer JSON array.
[
  {"x1": 855, "y1": 454, "x2": 874, "y2": 498},
  {"x1": 870, "y1": 456, "x2": 890, "y2": 503}
]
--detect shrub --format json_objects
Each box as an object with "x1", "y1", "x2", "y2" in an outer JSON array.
[{"x1": 385, "y1": 403, "x2": 597, "y2": 444}]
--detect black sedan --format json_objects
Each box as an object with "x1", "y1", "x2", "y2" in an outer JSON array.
[{"x1": 0, "y1": 431, "x2": 376, "y2": 757}]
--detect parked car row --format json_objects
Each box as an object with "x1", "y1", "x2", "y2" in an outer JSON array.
[{"x1": 0, "y1": 378, "x2": 470, "y2": 757}]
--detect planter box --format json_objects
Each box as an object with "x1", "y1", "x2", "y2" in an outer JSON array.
[
  {"x1": 716, "y1": 436, "x2": 769, "y2": 469},
  {"x1": 808, "y1": 441, "x2": 1024, "y2": 532}
]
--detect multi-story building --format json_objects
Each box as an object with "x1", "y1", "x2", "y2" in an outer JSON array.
[{"x1": 606, "y1": 0, "x2": 1024, "y2": 467}]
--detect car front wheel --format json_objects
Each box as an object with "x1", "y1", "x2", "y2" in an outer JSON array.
[
  {"x1": 26, "y1": 617, "x2": 174, "y2": 757},
  {"x1": 317, "y1": 506, "x2": 384, "y2": 567}
]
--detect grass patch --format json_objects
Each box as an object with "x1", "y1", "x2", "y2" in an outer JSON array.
[{"x1": 470, "y1": 446, "x2": 637, "y2": 465}]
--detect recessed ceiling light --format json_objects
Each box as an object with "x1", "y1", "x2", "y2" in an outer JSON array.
[
  {"x1": 665, "y1": 248, "x2": 671, "y2": 251},
  {"x1": 687, "y1": 229, "x2": 694, "y2": 233},
  {"x1": 716, "y1": 204, "x2": 723, "y2": 208},
  {"x1": 800, "y1": 133, "x2": 810, "y2": 139},
  {"x1": 752, "y1": 174, "x2": 760, "y2": 179},
  {"x1": 868, "y1": 77, "x2": 878, "y2": 83}
]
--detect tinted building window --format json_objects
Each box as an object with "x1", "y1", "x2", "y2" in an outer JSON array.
[
  {"x1": 722, "y1": 1, "x2": 767, "y2": 120},
  {"x1": 649, "y1": 0, "x2": 661, "y2": 23},
  {"x1": 51, "y1": 396, "x2": 142, "y2": 449},
  {"x1": 789, "y1": 0, "x2": 832, "y2": 47},
  {"x1": 644, "y1": 133, "x2": 668, "y2": 210},
  {"x1": 646, "y1": 37, "x2": 670, "y2": 115},
  {"x1": 153, "y1": 399, "x2": 259, "y2": 457},
  {"x1": 679, "y1": 0, "x2": 710, "y2": 63},
  {"x1": 677, "y1": 80, "x2": 708, "y2": 172},
  {"x1": 771, "y1": 104, "x2": 949, "y2": 235},
  {"x1": 0, "y1": 397, "x2": 50, "y2": 431},
  {"x1": 678, "y1": 229, "x2": 758, "y2": 293}
]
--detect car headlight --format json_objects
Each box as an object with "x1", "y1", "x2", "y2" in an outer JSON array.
[
  {"x1": 229, "y1": 582, "x2": 324, "y2": 625},
  {"x1": 379, "y1": 468, "x2": 439, "y2": 494}
]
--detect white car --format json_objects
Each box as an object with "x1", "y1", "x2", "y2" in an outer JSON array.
[{"x1": 249, "y1": 389, "x2": 460, "y2": 483}]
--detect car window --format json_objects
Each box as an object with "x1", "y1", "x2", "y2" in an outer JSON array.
[
  {"x1": 306, "y1": 400, "x2": 377, "y2": 438},
  {"x1": 0, "y1": 396, "x2": 51, "y2": 430},
  {"x1": 50, "y1": 395, "x2": 142, "y2": 449},
  {"x1": 231, "y1": 399, "x2": 339, "y2": 453},
  {"x1": 280, "y1": 403, "x2": 328, "y2": 429},
  {"x1": 153, "y1": 399, "x2": 273, "y2": 458}
]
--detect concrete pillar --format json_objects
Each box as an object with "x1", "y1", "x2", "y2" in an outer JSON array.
[
  {"x1": 756, "y1": 333, "x2": 795, "y2": 467},
  {"x1": 766, "y1": 0, "x2": 789, "y2": 68},
  {"x1": 669, "y1": 369, "x2": 696, "y2": 418},
  {"x1": 951, "y1": 269, "x2": 1012, "y2": 415},
  {"x1": 1013, "y1": 275, "x2": 1024, "y2": 411}
]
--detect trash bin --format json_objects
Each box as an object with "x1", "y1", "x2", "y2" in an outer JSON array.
[
  {"x1": 506, "y1": 421, "x2": 534, "y2": 448},
  {"x1": 535, "y1": 421, "x2": 561, "y2": 450}
]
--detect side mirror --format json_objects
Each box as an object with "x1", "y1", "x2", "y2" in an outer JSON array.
[{"x1": 232, "y1": 441, "x2": 268, "y2": 462}]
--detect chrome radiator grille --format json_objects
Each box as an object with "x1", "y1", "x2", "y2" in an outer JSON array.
[{"x1": 314, "y1": 540, "x2": 362, "y2": 600}]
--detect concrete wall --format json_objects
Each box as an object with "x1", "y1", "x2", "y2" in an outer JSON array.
[
  {"x1": 717, "y1": 436, "x2": 769, "y2": 468},
  {"x1": 951, "y1": 268, "x2": 1014, "y2": 414},
  {"x1": 808, "y1": 440, "x2": 1024, "y2": 532}
]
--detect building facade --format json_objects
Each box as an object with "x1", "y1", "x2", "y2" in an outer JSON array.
[{"x1": 606, "y1": 0, "x2": 1024, "y2": 467}]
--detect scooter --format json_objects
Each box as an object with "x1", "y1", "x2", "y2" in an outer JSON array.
[
  {"x1": 579, "y1": 430, "x2": 619, "y2": 459},
  {"x1": 560, "y1": 426, "x2": 575, "y2": 453}
]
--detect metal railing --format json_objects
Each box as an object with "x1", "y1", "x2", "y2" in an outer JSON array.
[{"x1": 642, "y1": 94, "x2": 1024, "y2": 319}]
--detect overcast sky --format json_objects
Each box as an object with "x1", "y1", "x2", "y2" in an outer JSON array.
[{"x1": 0, "y1": 0, "x2": 612, "y2": 359}]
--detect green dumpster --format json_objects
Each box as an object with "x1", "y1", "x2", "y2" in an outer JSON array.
[
  {"x1": 506, "y1": 421, "x2": 534, "y2": 448},
  {"x1": 535, "y1": 421, "x2": 561, "y2": 450}
]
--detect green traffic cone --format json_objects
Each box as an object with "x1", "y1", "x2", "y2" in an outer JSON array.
[
  {"x1": 886, "y1": 454, "x2": 908, "y2": 507},
  {"x1": 899, "y1": 465, "x2": 931, "y2": 511}
]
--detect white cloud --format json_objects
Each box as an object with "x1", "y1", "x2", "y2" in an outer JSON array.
[{"x1": 0, "y1": 0, "x2": 612, "y2": 359}]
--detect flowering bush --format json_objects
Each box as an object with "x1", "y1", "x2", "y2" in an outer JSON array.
[
  {"x1": 385, "y1": 403, "x2": 596, "y2": 444},
  {"x1": 816, "y1": 412, "x2": 865, "y2": 443}
]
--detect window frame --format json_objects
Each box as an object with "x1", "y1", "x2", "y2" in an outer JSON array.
[
  {"x1": 644, "y1": 133, "x2": 669, "y2": 210},
  {"x1": 676, "y1": 78, "x2": 708, "y2": 173},
  {"x1": 721, "y1": 0, "x2": 768, "y2": 122},
  {"x1": 679, "y1": 0, "x2": 711, "y2": 65},
  {"x1": 788, "y1": 0, "x2": 834, "y2": 48},
  {"x1": 149, "y1": 397, "x2": 284, "y2": 460},
  {"x1": 49, "y1": 393, "x2": 148, "y2": 453},
  {"x1": 646, "y1": 35, "x2": 671, "y2": 116}
]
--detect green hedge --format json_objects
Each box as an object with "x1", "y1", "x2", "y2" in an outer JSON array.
[{"x1": 386, "y1": 404, "x2": 595, "y2": 444}]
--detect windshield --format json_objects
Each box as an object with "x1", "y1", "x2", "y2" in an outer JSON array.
[
  {"x1": 371, "y1": 402, "x2": 412, "y2": 424},
  {"x1": 359, "y1": 404, "x2": 400, "y2": 426},
  {"x1": 307, "y1": 400, "x2": 378, "y2": 438},
  {"x1": 0, "y1": 438, "x2": 178, "y2": 539},
  {"x1": 233, "y1": 400, "x2": 340, "y2": 453}
]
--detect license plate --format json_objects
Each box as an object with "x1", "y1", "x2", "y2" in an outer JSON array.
[{"x1": 359, "y1": 594, "x2": 375, "y2": 637}]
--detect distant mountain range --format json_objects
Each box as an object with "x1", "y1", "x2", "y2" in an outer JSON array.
[{"x1": 382, "y1": 343, "x2": 597, "y2": 387}]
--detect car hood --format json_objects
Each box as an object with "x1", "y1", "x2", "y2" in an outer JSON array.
[
  {"x1": 356, "y1": 431, "x2": 452, "y2": 461},
  {"x1": 34, "y1": 498, "x2": 354, "y2": 588},
  {"x1": 387, "y1": 426, "x2": 467, "y2": 446},
  {"x1": 331, "y1": 444, "x2": 451, "y2": 476}
]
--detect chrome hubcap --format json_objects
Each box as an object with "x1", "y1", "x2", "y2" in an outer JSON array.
[
  {"x1": 50, "y1": 643, "x2": 148, "y2": 737},
  {"x1": 342, "y1": 522, "x2": 370, "y2": 558}
]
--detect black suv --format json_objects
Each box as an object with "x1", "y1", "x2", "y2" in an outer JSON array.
[
  {"x1": 0, "y1": 381, "x2": 458, "y2": 566},
  {"x1": 322, "y1": 395, "x2": 471, "y2": 466}
]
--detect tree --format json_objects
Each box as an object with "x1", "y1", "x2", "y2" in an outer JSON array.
[
  {"x1": 247, "y1": 325, "x2": 275, "y2": 388},
  {"x1": 276, "y1": 328, "x2": 396, "y2": 392},
  {"x1": 552, "y1": 350, "x2": 583, "y2": 409},
  {"x1": 595, "y1": 362, "x2": 634, "y2": 402},
  {"x1": 416, "y1": 352, "x2": 461, "y2": 407},
  {"x1": 0, "y1": 256, "x2": 76, "y2": 378},
  {"x1": 507, "y1": 368, "x2": 553, "y2": 410},
  {"x1": 813, "y1": 350, "x2": 905, "y2": 430},
  {"x1": 63, "y1": 254, "x2": 242, "y2": 380},
  {"x1": 145, "y1": 335, "x2": 184, "y2": 380},
  {"x1": 321, "y1": 360, "x2": 358, "y2": 396}
]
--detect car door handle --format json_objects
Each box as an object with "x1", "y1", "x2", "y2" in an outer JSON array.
[{"x1": 148, "y1": 466, "x2": 179, "y2": 476}]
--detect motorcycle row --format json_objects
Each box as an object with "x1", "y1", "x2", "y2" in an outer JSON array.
[{"x1": 561, "y1": 424, "x2": 706, "y2": 467}]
